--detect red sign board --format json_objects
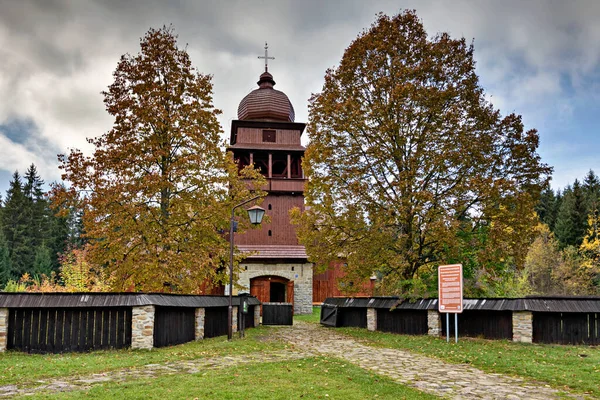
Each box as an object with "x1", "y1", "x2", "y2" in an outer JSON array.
[{"x1": 438, "y1": 264, "x2": 463, "y2": 313}]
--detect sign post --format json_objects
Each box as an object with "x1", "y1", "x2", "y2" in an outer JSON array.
[{"x1": 438, "y1": 264, "x2": 463, "y2": 343}]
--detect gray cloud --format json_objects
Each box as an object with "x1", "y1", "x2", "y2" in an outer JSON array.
[{"x1": 0, "y1": 0, "x2": 599, "y2": 192}]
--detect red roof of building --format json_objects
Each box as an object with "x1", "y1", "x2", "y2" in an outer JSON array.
[{"x1": 237, "y1": 245, "x2": 307, "y2": 260}]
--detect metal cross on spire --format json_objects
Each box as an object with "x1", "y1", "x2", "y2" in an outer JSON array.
[{"x1": 258, "y1": 42, "x2": 274, "y2": 72}]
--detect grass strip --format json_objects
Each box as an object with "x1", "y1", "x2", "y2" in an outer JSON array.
[
  {"x1": 26, "y1": 356, "x2": 439, "y2": 400},
  {"x1": 338, "y1": 326, "x2": 600, "y2": 397},
  {"x1": 0, "y1": 326, "x2": 285, "y2": 386}
]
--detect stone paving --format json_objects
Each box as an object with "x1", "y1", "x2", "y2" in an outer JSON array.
[
  {"x1": 0, "y1": 321, "x2": 592, "y2": 399},
  {"x1": 276, "y1": 321, "x2": 589, "y2": 400}
]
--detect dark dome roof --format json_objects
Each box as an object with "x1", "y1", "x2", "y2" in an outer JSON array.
[{"x1": 237, "y1": 71, "x2": 295, "y2": 122}]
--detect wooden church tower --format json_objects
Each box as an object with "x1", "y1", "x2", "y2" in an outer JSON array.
[{"x1": 228, "y1": 47, "x2": 312, "y2": 314}]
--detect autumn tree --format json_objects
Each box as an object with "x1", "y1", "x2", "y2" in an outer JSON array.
[
  {"x1": 294, "y1": 11, "x2": 551, "y2": 295},
  {"x1": 56, "y1": 26, "x2": 263, "y2": 293}
]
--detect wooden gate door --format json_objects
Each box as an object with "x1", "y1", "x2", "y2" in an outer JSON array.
[
  {"x1": 251, "y1": 278, "x2": 271, "y2": 315},
  {"x1": 286, "y1": 281, "x2": 294, "y2": 304}
]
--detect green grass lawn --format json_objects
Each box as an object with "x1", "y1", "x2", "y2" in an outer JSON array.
[
  {"x1": 0, "y1": 326, "x2": 286, "y2": 386},
  {"x1": 338, "y1": 327, "x2": 600, "y2": 398},
  {"x1": 27, "y1": 356, "x2": 438, "y2": 400},
  {"x1": 294, "y1": 305, "x2": 321, "y2": 323}
]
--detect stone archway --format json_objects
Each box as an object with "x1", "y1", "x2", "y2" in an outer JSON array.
[{"x1": 250, "y1": 276, "x2": 294, "y2": 313}]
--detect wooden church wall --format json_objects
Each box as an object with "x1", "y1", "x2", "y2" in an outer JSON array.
[
  {"x1": 313, "y1": 260, "x2": 375, "y2": 304},
  {"x1": 236, "y1": 194, "x2": 304, "y2": 245},
  {"x1": 236, "y1": 128, "x2": 301, "y2": 145}
]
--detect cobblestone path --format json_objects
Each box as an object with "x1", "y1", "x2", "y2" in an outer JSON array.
[{"x1": 275, "y1": 321, "x2": 589, "y2": 400}]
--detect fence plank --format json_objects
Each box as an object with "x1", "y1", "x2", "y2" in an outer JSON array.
[
  {"x1": 46, "y1": 309, "x2": 56, "y2": 353},
  {"x1": 38, "y1": 309, "x2": 48, "y2": 353},
  {"x1": 101, "y1": 309, "x2": 110, "y2": 350},
  {"x1": 124, "y1": 308, "x2": 132, "y2": 347}
]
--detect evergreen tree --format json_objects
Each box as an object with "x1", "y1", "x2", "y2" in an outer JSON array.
[
  {"x1": 23, "y1": 164, "x2": 49, "y2": 265},
  {"x1": 583, "y1": 170, "x2": 600, "y2": 232},
  {"x1": 32, "y1": 245, "x2": 53, "y2": 277},
  {"x1": 1, "y1": 171, "x2": 30, "y2": 277},
  {"x1": 0, "y1": 230, "x2": 12, "y2": 285},
  {"x1": 536, "y1": 187, "x2": 559, "y2": 230},
  {"x1": 555, "y1": 180, "x2": 587, "y2": 248}
]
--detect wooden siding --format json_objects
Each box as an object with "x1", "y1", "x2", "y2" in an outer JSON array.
[
  {"x1": 377, "y1": 309, "x2": 428, "y2": 335},
  {"x1": 236, "y1": 128, "x2": 301, "y2": 146},
  {"x1": 313, "y1": 261, "x2": 374, "y2": 303},
  {"x1": 7, "y1": 307, "x2": 132, "y2": 353},
  {"x1": 337, "y1": 308, "x2": 367, "y2": 328},
  {"x1": 235, "y1": 194, "x2": 304, "y2": 246},
  {"x1": 533, "y1": 312, "x2": 599, "y2": 345},
  {"x1": 153, "y1": 307, "x2": 195, "y2": 348},
  {"x1": 440, "y1": 310, "x2": 513, "y2": 340},
  {"x1": 204, "y1": 307, "x2": 229, "y2": 338},
  {"x1": 262, "y1": 303, "x2": 293, "y2": 325}
]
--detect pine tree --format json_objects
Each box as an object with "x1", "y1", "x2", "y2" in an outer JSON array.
[
  {"x1": 536, "y1": 187, "x2": 559, "y2": 230},
  {"x1": 1, "y1": 172, "x2": 31, "y2": 277},
  {"x1": 583, "y1": 170, "x2": 600, "y2": 226},
  {"x1": 0, "y1": 230, "x2": 12, "y2": 285},
  {"x1": 22, "y1": 164, "x2": 50, "y2": 267},
  {"x1": 32, "y1": 245, "x2": 53, "y2": 277},
  {"x1": 555, "y1": 180, "x2": 587, "y2": 248}
]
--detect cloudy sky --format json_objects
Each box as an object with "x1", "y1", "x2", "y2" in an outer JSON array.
[{"x1": 0, "y1": 0, "x2": 599, "y2": 196}]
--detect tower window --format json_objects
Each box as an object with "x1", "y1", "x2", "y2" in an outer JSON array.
[
  {"x1": 268, "y1": 230, "x2": 272, "y2": 236},
  {"x1": 263, "y1": 130, "x2": 276, "y2": 142},
  {"x1": 268, "y1": 204, "x2": 272, "y2": 210}
]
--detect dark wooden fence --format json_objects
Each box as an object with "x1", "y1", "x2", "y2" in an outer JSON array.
[
  {"x1": 440, "y1": 310, "x2": 513, "y2": 340},
  {"x1": 337, "y1": 307, "x2": 367, "y2": 328},
  {"x1": 262, "y1": 303, "x2": 293, "y2": 325},
  {"x1": 1, "y1": 293, "x2": 261, "y2": 353},
  {"x1": 204, "y1": 307, "x2": 228, "y2": 338},
  {"x1": 533, "y1": 312, "x2": 599, "y2": 345},
  {"x1": 377, "y1": 309, "x2": 427, "y2": 335},
  {"x1": 321, "y1": 296, "x2": 600, "y2": 346},
  {"x1": 153, "y1": 307, "x2": 195, "y2": 348},
  {"x1": 7, "y1": 307, "x2": 132, "y2": 353}
]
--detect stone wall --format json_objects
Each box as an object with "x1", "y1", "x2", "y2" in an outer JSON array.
[
  {"x1": 195, "y1": 308, "x2": 205, "y2": 340},
  {"x1": 238, "y1": 262, "x2": 313, "y2": 314},
  {"x1": 427, "y1": 310, "x2": 441, "y2": 336},
  {"x1": 0, "y1": 308, "x2": 7, "y2": 352},
  {"x1": 232, "y1": 306, "x2": 238, "y2": 333},
  {"x1": 131, "y1": 305, "x2": 155, "y2": 350},
  {"x1": 512, "y1": 311, "x2": 533, "y2": 343},
  {"x1": 254, "y1": 305, "x2": 261, "y2": 327},
  {"x1": 367, "y1": 308, "x2": 377, "y2": 331}
]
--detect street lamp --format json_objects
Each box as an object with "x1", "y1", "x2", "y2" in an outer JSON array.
[{"x1": 228, "y1": 196, "x2": 265, "y2": 340}]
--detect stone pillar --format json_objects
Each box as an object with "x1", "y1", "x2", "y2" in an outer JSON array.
[
  {"x1": 195, "y1": 308, "x2": 205, "y2": 340},
  {"x1": 427, "y1": 310, "x2": 441, "y2": 336},
  {"x1": 367, "y1": 308, "x2": 377, "y2": 331},
  {"x1": 0, "y1": 308, "x2": 8, "y2": 352},
  {"x1": 512, "y1": 311, "x2": 533, "y2": 343},
  {"x1": 131, "y1": 305, "x2": 155, "y2": 350},
  {"x1": 232, "y1": 306, "x2": 238, "y2": 333},
  {"x1": 254, "y1": 305, "x2": 261, "y2": 327}
]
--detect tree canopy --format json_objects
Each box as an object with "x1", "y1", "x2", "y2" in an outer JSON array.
[
  {"x1": 293, "y1": 11, "x2": 551, "y2": 295},
  {"x1": 55, "y1": 26, "x2": 263, "y2": 293}
]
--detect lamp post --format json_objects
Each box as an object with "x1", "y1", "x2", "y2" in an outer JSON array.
[{"x1": 228, "y1": 196, "x2": 265, "y2": 341}]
